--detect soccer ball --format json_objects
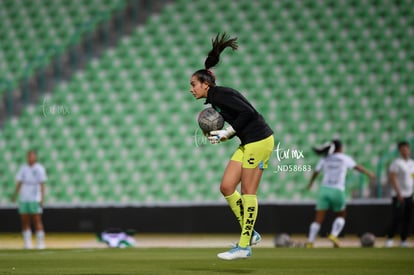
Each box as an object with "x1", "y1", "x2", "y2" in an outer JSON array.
[
  {"x1": 197, "y1": 107, "x2": 224, "y2": 135},
  {"x1": 360, "y1": 232, "x2": 375, "y2": 247},
  {"x1": 274, "y1": 233, "x2": 292, "y2": 247}
]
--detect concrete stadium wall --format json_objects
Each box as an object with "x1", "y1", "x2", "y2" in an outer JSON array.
[{"x1": 2, "y1": 202, "x2": 413, "y2": 237}]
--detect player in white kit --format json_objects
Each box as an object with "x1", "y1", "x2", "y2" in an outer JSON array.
[
  {"x1": 305, "y1": 140, "x2": 375, "y2": 247},
  {"x1": 12, "y1": 150, "x2": 47, "y2": 249},
  {"x1": 385, "y1": 141, "x2": 414, "y2": 247}
]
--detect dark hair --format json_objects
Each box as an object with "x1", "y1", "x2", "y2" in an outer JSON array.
[
  {"x1": 397, "y1": 141, "x2": 410, "y2": 149},
  {"x1": 313, "y1": 139, "x2": 342, "y2": 156},
  {"x1": 27, "y1": 150, "x2": 37, "y2": 155},
  {"x1": 192, "y1": 33, "x2": 238, "y2": 86}
]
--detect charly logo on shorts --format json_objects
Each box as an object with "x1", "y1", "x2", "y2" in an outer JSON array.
[{"x1": 273, "y1": 142, "x2": 311, "y2": 173}]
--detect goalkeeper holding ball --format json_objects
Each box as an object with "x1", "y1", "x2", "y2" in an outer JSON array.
[{"x1": 189, "y1": 33, "x2": 274, "y2": 260}]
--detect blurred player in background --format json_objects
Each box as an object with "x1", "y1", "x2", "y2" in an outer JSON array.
[
  {"x1": 305, "y1": 139, "x2": 375, "y2": 248},
  {"x1": 385, "y1": 141, "x2": 414, "y2": 247},
  {"x1": 190, "y1": 33, "x2": 274, "y2": 260},
  {"x1": 12, "y1": 150, "x2": 47, "y2": 249}
]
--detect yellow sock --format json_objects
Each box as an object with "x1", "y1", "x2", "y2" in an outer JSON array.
[
  {"x1": 238, "y1": 194, "x2": 258, "y2": 248},
  {"x1": 224, "y1": 191, "x2": 243, "y2": 228}
]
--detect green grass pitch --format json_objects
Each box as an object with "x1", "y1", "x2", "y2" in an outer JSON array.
[{"x1": 0, "y1": 248, "x2": 411, "y2": 275}]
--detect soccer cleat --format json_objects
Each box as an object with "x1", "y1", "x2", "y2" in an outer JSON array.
[
  {"x1": 305, "y1": 242, "x2": 314, "y2": 248},
  {"x1": 384, "y1": 239, "x2": 394, "y2": 247},
  {"x1": 217, "y1": 245, "x2": 252, "y2": 260},
  {"x1": 328, "y1": 234, "x2": 340, "y2": 248},
  {"x1": 250, "y1": 230, "x2": 262, "y2": 246}
]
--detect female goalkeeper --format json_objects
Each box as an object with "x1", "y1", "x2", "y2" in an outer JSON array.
[{"x1": 189, "y1": 33, "x2": 274, "y2": 260}]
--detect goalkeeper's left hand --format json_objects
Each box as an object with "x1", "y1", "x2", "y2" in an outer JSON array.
[{"x1": 208, "y1": 126, "x2": 236, "y2": 144}]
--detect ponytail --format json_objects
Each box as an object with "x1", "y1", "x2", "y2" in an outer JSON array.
[
  {"x1": 313, "y1": 139, "x2": 342, "y2": 156},
  {"x1": 193, "y1": 33, "x2": 238, "y2": 86},
  {"x1": 204, "y1": 33, "x2": 238, "y2": 69}
]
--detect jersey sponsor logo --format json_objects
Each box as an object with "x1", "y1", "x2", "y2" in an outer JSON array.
[
  {"x1": 242, "y1": 226, "x2": 253, "y2": 236},
  {"x1": 245, "y1": 219, "x2": 255, "y2": 225}
]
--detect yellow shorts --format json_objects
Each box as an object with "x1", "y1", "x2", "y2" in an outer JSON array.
[{"x1": 231, "y1": 135, "x2": 274, "y2": 169}]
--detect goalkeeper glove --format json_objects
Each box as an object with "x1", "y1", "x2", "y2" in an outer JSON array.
[{"x1": 208, "y1": 126, "x2": 236, "y2": 144}]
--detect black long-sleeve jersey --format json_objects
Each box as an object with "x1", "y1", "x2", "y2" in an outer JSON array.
[{"x1": 205, "y1": 86, "x2": 273, "y2": 145}]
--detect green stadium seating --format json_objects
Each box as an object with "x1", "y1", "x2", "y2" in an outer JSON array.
[
  {"x1": 0, "y1": 0, "x2": 128, "y2": 95},
  {"x1": 0, "y1": 0, "x2": 413, "y2": 205}
]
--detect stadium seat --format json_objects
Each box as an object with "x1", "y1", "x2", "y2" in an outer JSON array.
[
  {"x1": 0, "y1": 0, "x2": 128, "y2": 96},
  {"x1": 0, "y1": 0, "x2": 413, "y2": 204}
]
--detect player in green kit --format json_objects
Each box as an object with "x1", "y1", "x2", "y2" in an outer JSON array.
[{"x1": 306, "y1": 140, "x2": 375, "y2": 247}]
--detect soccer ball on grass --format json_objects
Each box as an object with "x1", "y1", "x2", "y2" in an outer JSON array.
[{"x1": 360, "y1": 232, "x2": 375, "y2": 247}]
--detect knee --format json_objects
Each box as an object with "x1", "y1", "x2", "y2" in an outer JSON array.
[
  {"x1": 33, "y1": 216, "x2": 43, "y2": 226},
  {"x1": 220, "y1": 183, "x2": 235, "y2": 196},
  {"x1": 36, "y1": 219, "x2": 43, "y2": 226},
  {"x1": 314, "y1": 212, "x2": 325, "y2": 224}
]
